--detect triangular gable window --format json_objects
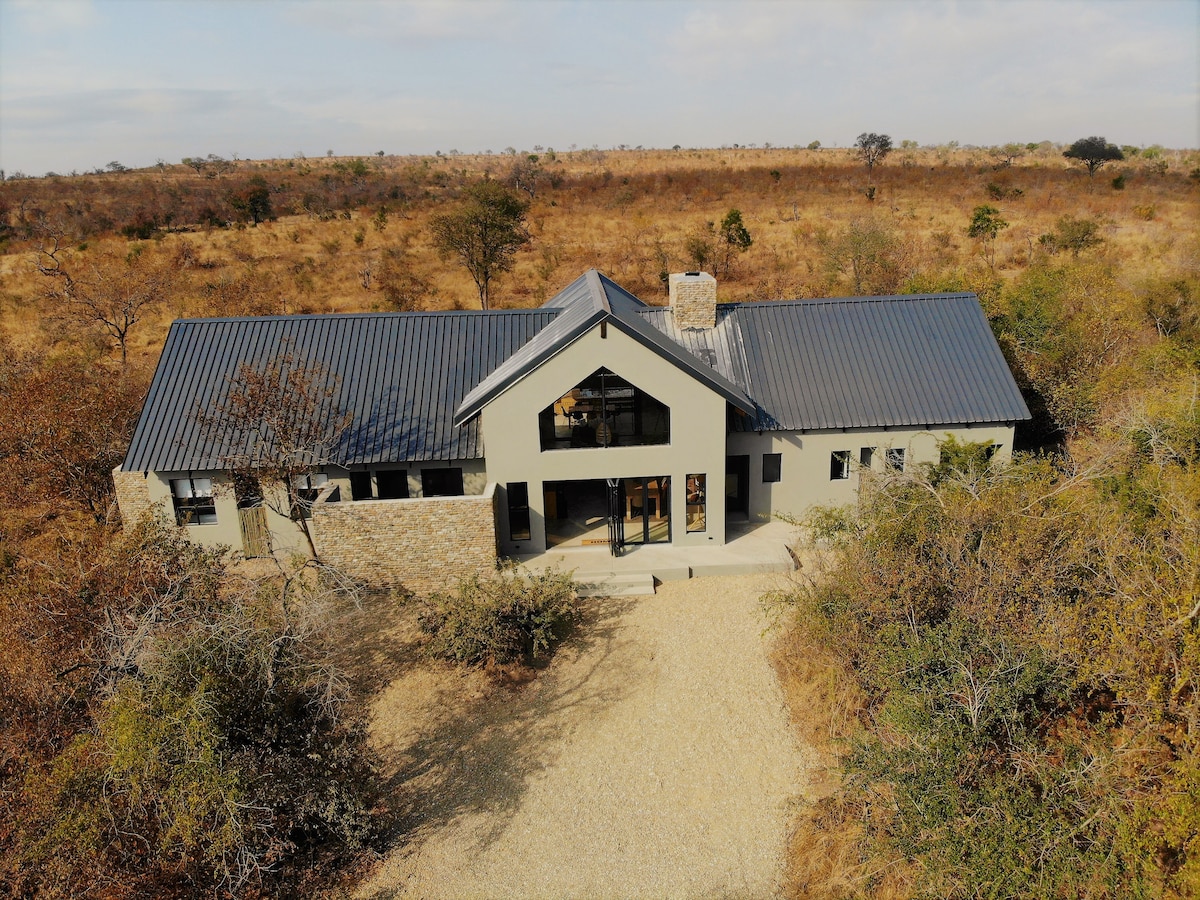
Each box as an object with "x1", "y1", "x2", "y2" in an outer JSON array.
[{"x1": 539, "y1": 368, "x2": 670, "y2": 451}]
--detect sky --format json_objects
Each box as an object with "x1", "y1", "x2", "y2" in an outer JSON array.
[{"x1": 1, "y1": 0, "x2": 1196, "y2": 176}]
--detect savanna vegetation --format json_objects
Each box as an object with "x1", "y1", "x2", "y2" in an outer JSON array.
[{"x1": 1, "y1": 137, "x2": 1196, "y2": 896}]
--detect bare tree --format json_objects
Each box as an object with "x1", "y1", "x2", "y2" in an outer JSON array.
[
  {"x1": 36, "y1": 229, "x2": 174, "y2": 363},
  {"x1": 198, "y1": 352, "x2": 353, "y2": 560}
]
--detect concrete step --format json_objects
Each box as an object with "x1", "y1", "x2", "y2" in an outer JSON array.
[{"x1": 574, "y1": 572, "x2": 657, "y2": 597}]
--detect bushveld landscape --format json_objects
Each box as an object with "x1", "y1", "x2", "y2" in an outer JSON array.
[{"x1": 1, "y1": 139, "x2": 1198, "y2": 897}]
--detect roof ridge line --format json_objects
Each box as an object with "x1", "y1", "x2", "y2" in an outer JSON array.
[
  {"x1": 584, "y1": 268, "x2": 613, "y2": 315},
  {"x1": 170, "y1": 308, "x2": 558, "y2": 325},
  {"x1": 717, "y1": 292, "x2": 976, "y2": 310}
]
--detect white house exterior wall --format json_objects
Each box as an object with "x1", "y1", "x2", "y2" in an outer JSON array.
[
  {"x1": 726, "y1": 423, "x2": 1016, "y2": 521},
  {"x1": 480, "y1": 324, "x2": 729, "y2": 556}
]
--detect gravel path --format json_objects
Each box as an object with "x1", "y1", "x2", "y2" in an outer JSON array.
[{"x1": 355, "y1": 573, "x2": 813, "y2": 900}]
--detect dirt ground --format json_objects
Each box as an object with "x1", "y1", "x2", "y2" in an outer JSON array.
[{"x1": 345, "y1": 573, "x2": 815, "y2": 900}]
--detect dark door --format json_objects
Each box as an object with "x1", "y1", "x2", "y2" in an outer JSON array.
[
  {"x1": 606, "y1": 478, "x2": 624, "y2": 557},
  {"x1": 726, "y1": 455, "x2": 750, "y2": 518}
]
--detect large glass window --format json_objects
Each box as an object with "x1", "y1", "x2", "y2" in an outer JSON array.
[
  {"x1": 539, "y1": 368, "x2": 670, "y2": 451},
  {"x1": 622, "y1": 476, "x2": 670, "y2": 545},
  {"x1": 171, "y1": 476, "x2": 217, "y2": 525}
]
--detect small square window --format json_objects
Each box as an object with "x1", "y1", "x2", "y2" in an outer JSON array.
[
  {"x1": 830, "y1": 450, "x2": 851, "y2": 480},
  {"x1": 171, "y1": 476, "x2": 217, "y2": 526},
  {"x1": 375, "y1": 469, "x2": 410, "y2": 500},
  {"x1": 291, "y1": 472, "x2": 330, "y2": 518},
  {"x1": 886, "y1": 448, "x2": 906, "y2": 471},
  {"x1": 349, "y1": 471, "x2": 373, "y2": 500},
  {"x1": 422, "y1": 467, "x2": 464, "y2": 497},
  {"x1": 762, "y1": 453, "x2": 782, "y2": 483},
  {"x1": 860, "y1": 447, "x2": 875, "y2": 469}
]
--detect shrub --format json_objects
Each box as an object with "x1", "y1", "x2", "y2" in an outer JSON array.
[
  {"x1": 786, "y1": 440, "x2": 1200, "y2": 897},
  {"x1": 1038, "y1": 215, "x2": 1103, "y2": 256},
  {"x1": 9, "y1": 523, "x2": 377, "y2": 897},
  {"x1": 420, "y1": 568, "x2": 577, "y2": 666}
]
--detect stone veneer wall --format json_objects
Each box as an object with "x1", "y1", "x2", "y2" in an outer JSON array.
[
  {"x1": 112, "y1": 467, "x2": 157, "y2": 524},
  {"x1": 668, "y1": 271, "x2": 718, "y2": 329},
  {"x1": 309, "y1": 483, "x2": 499, "y2": 594}
]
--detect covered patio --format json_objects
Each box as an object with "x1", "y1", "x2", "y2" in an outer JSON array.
[{"x1": 511, "y1": 518, "x2": 799, "y2": 596}]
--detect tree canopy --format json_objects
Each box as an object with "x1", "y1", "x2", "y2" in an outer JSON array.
[
  {"x1": 854, "y1": 132, "x2": 893, "y2": 174},
  {"x1": 430, "y1": 179, "x2": 530, "y2": 310},
  {"x1": 1063, "y1": 135, "x2": 1124, "y2": 176}
]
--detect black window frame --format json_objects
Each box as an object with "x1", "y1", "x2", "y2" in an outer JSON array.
[
  {"x1": 762, "y1": 452, "x2": 782, "y2": 483},
  {"x1": 539, "y1": 368, "x2": 670, "y2": 451},
  {"x1": 507, "y1": 482, "x2": 531, "y2": 541},
  {"x1": 171, "y1": 476, "x2": 217, "y2": 526},
  {"x1": 291, "y1": 472, "x2": 331, "y2": 519},
  {"x1": 422, "y1": 467, "x2": 464, "y2": 497},
  {"x1": 349, "y1": 471, "x2": 373, "y2": 501},
  {"x1": 830, "y1": 450, "x2": 851, "y2": 480},
  {"x1": 375, "y1": 469, "x2": 410, "y2": 500},
  {"x1": 686, "y1": 473, "x2": 707, "y2": 533}
]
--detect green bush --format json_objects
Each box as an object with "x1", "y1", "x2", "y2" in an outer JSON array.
[
  {"x1": 421, "y1": 568, "x2": 577, "y2": 666},
  {"x1": 11, "y1": 523, "x2": 377, "y2": 897},
  {"x1": 789, "y1": 438, "x2": 1200, "y2": 897}
]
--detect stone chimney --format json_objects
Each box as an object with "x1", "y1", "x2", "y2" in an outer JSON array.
[{"x1": 669, "y1": 271, "x2": 717, "y2": 330}]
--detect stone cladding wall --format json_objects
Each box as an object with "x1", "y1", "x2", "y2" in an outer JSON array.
[
  {"x1": 310, "y1": 483, "x2": 499, "y2": 594},
  {"x1": 669, "y1": 272, "x2": 718, "y2": 329},
  {"x1": 112, "y1": 468, "x2": 157, "y2": 525}
]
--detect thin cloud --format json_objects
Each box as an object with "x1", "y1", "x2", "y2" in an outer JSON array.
[{"x1": 0, "y1": 0, "x2": 1194, "y2": 173}]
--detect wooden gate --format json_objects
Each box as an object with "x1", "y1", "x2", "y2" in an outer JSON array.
[{"x1": 238, "y1": 506, "x2": 272, "y2": 558}]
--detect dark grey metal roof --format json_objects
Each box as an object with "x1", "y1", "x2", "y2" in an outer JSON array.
[
  {"x1": 639, "y1": 293, "x2": 1029, "y2": 431},
  {"x1": 453, "y1": 269, "x2": 756, "y2": 425},
  {"x1": 122, "y1": 309, "x2": 557, "y2": 472},
  {"x1": 125, "y1": 277, "x2": 1028, "y2": 475}
]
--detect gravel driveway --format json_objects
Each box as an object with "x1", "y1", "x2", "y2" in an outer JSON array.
[{"x1": 355, "y1": 572, "x2": 813, "y2": 900}]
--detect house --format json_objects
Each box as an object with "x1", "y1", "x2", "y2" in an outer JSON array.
[{"x1": 113, "y1": 270, "x2": 1030, "y2": 591}]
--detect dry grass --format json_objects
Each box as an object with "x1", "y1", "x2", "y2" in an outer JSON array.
[{"x1": 2, "y1": 146, "x2": 1196, "y2": 364}]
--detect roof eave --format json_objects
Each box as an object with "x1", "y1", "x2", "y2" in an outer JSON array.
[{"x1": 452, "y1": 306, "x2": 608, "y2": 426}]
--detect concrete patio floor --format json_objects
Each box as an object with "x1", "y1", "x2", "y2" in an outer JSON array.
[{"x1": 512, "y1": 518, "x2": 799, "y2": 595}]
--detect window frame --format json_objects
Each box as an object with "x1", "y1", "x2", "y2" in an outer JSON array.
[
  {"x1": 762, "y1": 452, "x2": 782, "y2": 483},
  {"x1": 539, "y1": 368, "x2": 671, "y2": 452},
  {"x1": 422, "y1": 467, "x2": 464, "y2": 497},
  {"x1": 830, "y1": 450, "x2": 851, "y2": 480},
  {"x1": 375, "y1": 469, "x2": 410, "y2": 500},
  {"x1": 885, "y1": 447, "x2": 906, "y2": 471},
  {"x1": 686, "y1": 473, "x2": 707, "y2": 533},
  {"x1": 170, "y1": 476, "x2": 217, "y2": 526},
  {"x1": 507, "y1": 482, "x2": 531, "y2": 541},
  {"x1": 291, "y1": 472, "x2": 330, "y2": 518}
]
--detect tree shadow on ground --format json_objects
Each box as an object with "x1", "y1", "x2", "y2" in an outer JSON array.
[
  {"x1": 353, "y1": 593, "x2": 642, "y2": 898},
  {"x1": 330, "y1": 587, "x2": 427, "y2": 696}
]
